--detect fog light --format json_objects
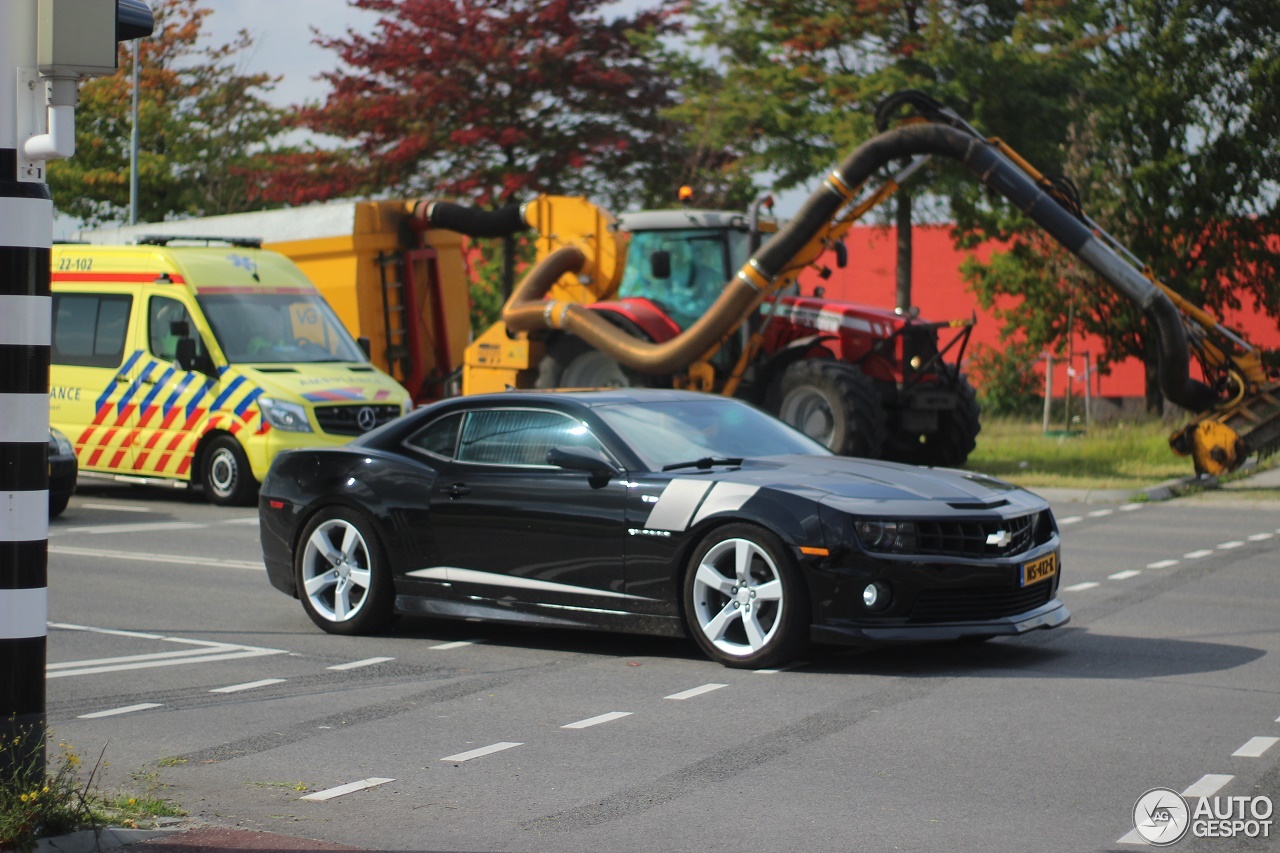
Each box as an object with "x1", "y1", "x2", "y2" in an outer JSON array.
[{"x1": 862, "y1": 581, "x2": 891, "y2": 610}]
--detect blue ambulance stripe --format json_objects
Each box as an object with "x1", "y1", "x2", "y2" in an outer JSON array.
[
  {"x1": 95, "y1": 349, "x2": 145, "y2": 412},
  {"x1": 234, "y1": 388, "x2": 263, "y2": 418},
  {"x1": 185, "y1": 379, "x2": 213, "y2": 419},
  {"x1": 210, "y1": 376, "x2": 245, "y2": 412},
  {"x1": 139, "y1": 365, "x2": 176, "y2": 412},
  {"x1": 117, "y1": 361, "x2": 158, "y2": 415},
  {"x1": 162, "y1": 372, "x2": 196, "y2": 415}
]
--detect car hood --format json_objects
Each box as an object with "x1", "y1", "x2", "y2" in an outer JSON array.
[
  {"x1": 699, "y1": 455, "x2": 1044, "y2": 514},
  {"x1": 238, "y1": 364, "x2": 410, "y2": 407}
]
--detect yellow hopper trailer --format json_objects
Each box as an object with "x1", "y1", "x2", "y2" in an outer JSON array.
[{"x1": 86, "y1": 200, "x2": 473, "y2": 404}]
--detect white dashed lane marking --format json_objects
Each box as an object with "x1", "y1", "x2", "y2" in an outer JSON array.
[
  {"x1": 665, "y1": 683, "x2": 728, "y2": 701},
  {"x1": 1184, "y1": 549, "x2": 1215, "y2": 559},
  {"x1": 1248, "y1": 533, "x2": 1274, "y2": 542},
  {"x1": 562, "y1": 711, "x2": 632, "y2": 730},
  {"x1": 1119, "y1": 503, "x2": 1144, "y2": 512},
  {"x1": 1147, "y1": 559, "x2": 1179, "y2": 569},
  {"x1": 1182, "y1": 775, "x2": 1234, "y2": 798},
  {"x1": 50, "y1": 546, "x2": 263, "y2": 571},
  {"x1": 79, "y1": 502, "x2": 152, "y2": 513},
  {"x1": 78, "y1": 703, "x2": 163, "y2": 719},
  {"x1": 326, "y1": 657, "x2": 394, "y2": 671},
  {"x1": 442, "y1": 742, "x2": 523, "y2": 762},
  {"x1": 1232, "y1": 737, "x2": 1279, "y2": 758},
  {"x1": 300, "y1": 777, "x2": 394, "y2": 801},
  {"x1": 754, "y1": 661, "x2": 808, "y2": 674},
  {"x1": 1087, "y1": 509, "x2": 1114, "y2": 518},
  {"x1": 1058, "y1": 516, "x2": 1082, "y2": 525},
  {"x1": 1063, "y1": 582, "x2": 1100, "y2": 592},
  {"x1": 430, "y1": 641, "x2": 477, "y2": 650},
  {"x1": 210, "y1": 679, "x2": 286, "y2": 694},
  {"x1": 1108, "y1": 570, "x2": 1141, "y2": 580},
  {"x1": 1217, "y1": 540, "x2": 1245, "y2": 550}
]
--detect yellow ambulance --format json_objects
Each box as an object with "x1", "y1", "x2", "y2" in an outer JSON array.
[{"x1": 49, "y1": 238, "x2": 412, "y2": 505}]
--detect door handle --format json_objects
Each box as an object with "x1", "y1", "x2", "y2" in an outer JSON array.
[
  {"x1": 114, "y1": 374, "x2": 129, "y2": 383},
  {"x1": 140, "y1": 376, "x2": 157, "y2": 385},
  {"x1": 447, "y1": 483, "x2": 471, "y2": 499}
]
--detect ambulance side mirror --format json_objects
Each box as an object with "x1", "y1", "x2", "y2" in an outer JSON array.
[{"x1": 357, "y1": 336, "x2": 371, "y2": 359}]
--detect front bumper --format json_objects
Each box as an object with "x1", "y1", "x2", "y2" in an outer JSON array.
[
  {"x1": 812, "y1": 598, "x2": 1070, "y2": 645},
  {"x1": 49, "y1": 455, "x2": 78, "y2": 501}
]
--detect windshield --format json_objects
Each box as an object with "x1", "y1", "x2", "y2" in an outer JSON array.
[
  {"x1": 197, "y1": 292, "x2": 366, "y2": 364},
  {"x1": 619, "y1": 229, "x2": 734, "y2": 331},
  {"x1": 595, "y1": 398, "x2": 830, "y2": 471}
]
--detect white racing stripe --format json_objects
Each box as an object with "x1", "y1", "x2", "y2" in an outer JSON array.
[
  {"x1": 442, "y1": 742, "x2": 522, "y2": 762},
  {"x1": 78, "y1": 703, "x2": 163, "y2": 719},
  {"x1": 665, "y1": 683, "x2": 727, "y2": 701},
  {"x1": 49, "y1": 546, "x2": 264, "y2": 571},
  {"x1": 301, "y1": 778, "x2": 394, "y2": 801},
  {"x1": 562, "y1": 711, "x2": 632, "y2": 729},
  {"x1": 644, "y1": 479, "x2": 713, "y2": 531},
  {"x1": 690, "y1": 482, "x2": 760, "y2": 527}
]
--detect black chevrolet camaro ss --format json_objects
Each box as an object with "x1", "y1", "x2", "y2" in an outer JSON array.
[{"x1": 259, "y1": 389, "x2": 1068, "y2": 668}]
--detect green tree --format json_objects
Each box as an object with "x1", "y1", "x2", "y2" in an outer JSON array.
[
  {"x1": 967, "y1": 0, "x2": 1280, "y2": 412},
  {"x1": 261, "y1": 0, "x2": 701, "y2": 212},
  {"x1": 47, "y1": 0, "x2": 289, "y2": 226}
]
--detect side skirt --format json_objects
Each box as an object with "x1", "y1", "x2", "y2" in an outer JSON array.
[{"x1": 394, "y1": 594, "x2": 685, "y2": 638}]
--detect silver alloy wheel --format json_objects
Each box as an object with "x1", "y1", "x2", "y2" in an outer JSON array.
[
  {"x1": 779, "y1": 387, "x2": 836, "y2": 447},
  {"x1": 690, "y1": 537, "x2": 784, "y2": 657},
  {"x1": 207, "y1": 446, "x2": 239, "y2": 498},
  {"x1": 299, "y1": 518, "x2": 373, "y2": 622}
]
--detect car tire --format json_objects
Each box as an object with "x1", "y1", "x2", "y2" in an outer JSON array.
[
  {"x1": 49, "y1": 493, "x2": 70, "y2": 518},
  {"x1": 767, "y1": 359, "x2": 887, "y2": 458},
  {"x1": 683, "y1": 523, "x2": 810, "y2": 669},
  {"x1": 536, "y1": 334, "x2": 649, "y2": 389},
  {"x1": 884, "y1": 367, "x2": 981, "y2": 468},
  {"x1": 201, "y1": 434, "x2": 258, "y2": 506},
  {"x1": 294, "y1": 506, "x2": 395, "y2": 636}
]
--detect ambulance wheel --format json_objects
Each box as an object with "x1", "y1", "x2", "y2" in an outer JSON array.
[{"x1": 202, "y1": 435, "x2": 258, "y2": 506}]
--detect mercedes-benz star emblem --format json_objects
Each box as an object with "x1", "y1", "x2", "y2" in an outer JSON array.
[{"x1": 356, "y1": 406, "x2": 378, "y2": 432}]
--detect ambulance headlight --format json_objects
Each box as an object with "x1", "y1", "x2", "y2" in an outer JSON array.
[{"x1": 258, "y1": 397, "x2": 312, "y2": 432}]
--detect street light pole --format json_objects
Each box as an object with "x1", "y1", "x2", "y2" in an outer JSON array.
[{"x1": 130, "y1": 38, "x2": 139, "y2": 224}]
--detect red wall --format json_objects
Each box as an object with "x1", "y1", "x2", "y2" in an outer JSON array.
[{"x1": 799, "y1": 225, "x2": 1280, "y2": 399}]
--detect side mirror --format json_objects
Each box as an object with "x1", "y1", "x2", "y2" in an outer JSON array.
[
  {"x1": 357, "y1": 336, "x2": 372, "y2": 359},
  {"x1": 547, "y1": 445, "x2": 619, "y2": 479},
  {"x1": 174, "y1": 337, "x2": 197, "y2": 372},
  {"x1": 650, "y1": 250, "x2": 671, "y2": 280},
  {"x1": 832, "y1": 241, "x2": 848, "y2": 269}
]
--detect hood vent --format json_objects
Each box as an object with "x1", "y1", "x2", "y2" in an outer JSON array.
[
  {"x1": 946, "y1": 499, "x2": 1009, "y2": 511},
  {"x1": 254, "y1": 367, "x2": 298, "y2": 374},
  {"x1": 348, "y1": 366, "x2": 375, "y2": 373}
]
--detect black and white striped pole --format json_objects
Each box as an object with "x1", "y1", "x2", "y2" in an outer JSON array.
[{"x1": 1, "y1": 0, "x2": 152, "y2": 783}]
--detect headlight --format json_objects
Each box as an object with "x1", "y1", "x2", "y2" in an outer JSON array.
[
  {"x1": 854, "y1": 519, "x2": 918, "y2": 553},
  {"x1": 258, "y1": 397, "x2": 313, "y2": 432},
  {"x1": 49, "y1": 428, "x2": 74, "y2": 456}
]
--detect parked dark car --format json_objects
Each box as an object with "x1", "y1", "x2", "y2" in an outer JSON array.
[
  {"x1": 259, "y1": 390, "x2": 1067, "y2": 668},
  {"x1": 49, "y1": 428, "x2": 78, "y2": 517}
]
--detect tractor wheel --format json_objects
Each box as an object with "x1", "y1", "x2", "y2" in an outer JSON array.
[
  {"x1": 885, "y1": 368, "x2": 982, "y2": 468},
  {"x1": 766, "y1": 360, "x2": 887, "y2": 458},
  {"x1": 536, "y1": 335, "x2": 651, "y2": 389}
]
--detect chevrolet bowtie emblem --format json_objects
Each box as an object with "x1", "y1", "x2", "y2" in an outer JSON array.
[{"x1": 986, "y1": 530, "x2": 1012, "y2": 548}]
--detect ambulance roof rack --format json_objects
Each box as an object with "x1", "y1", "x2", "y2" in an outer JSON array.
[{"x1": 137, "y1": 235, "x2": 263, "y2": 249}]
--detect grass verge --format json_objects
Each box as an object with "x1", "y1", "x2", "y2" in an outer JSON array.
[
  {"x1": 965, "y1": 417, "x2": 1193, "y2": 490},
  {"x1": 1, "y1": 722, "x2": 184, "y2": 851}
]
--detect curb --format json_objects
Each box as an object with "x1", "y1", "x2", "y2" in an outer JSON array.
[{"x1": 33, "y1": 823, "x2": 186, "y2": 853}]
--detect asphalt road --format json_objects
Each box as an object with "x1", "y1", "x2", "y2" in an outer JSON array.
[{"x1": 42, "y1": 476, "x2": 1280, "y2": 852}]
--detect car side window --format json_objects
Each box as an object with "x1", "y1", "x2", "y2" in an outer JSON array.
[
  {"x1": 456, "y1": 409, "x2": 605, "y2": 467},
  {"x1": 148, "y1": 295, "x2": 204, "y2": 363},
  {"x1": 51, "y1": 292, "x2": 133, "y2": 368},
  {"x1": 405, "y1": 412, "x2": 464, "y2": 460}
]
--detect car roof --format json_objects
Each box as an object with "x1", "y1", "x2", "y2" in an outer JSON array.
[{"x1": 462, "y1": 388, "x2": 723, "y2": 409}]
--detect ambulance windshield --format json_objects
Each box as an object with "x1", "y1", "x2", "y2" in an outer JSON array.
[{"x1": 197, "y1": 291, "x2": 366, "y2": 364}]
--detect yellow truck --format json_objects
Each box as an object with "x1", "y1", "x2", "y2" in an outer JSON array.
[{"x1": 50, "y1": 239, "x2": 412, "y2": 504}]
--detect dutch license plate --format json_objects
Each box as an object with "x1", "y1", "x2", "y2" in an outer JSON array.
[{"x1": 1021, "y1": 552, "x2": 1058, "y2": 587}]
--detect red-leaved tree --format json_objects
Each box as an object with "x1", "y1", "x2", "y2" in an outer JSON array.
[{"x1": 258, "y1": 0, "x2": 687, "y2": 210}]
